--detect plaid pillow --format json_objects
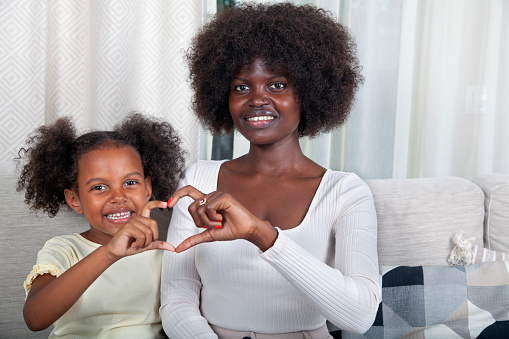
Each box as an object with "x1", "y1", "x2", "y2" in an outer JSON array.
[{"x1": 339, "y1": 261, "x2": 509, "y2": 338}]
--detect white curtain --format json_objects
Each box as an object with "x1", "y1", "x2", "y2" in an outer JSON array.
[
  {"x1": 228, "y1": 0, "x2": 509, "y2": 180},
  {"x1": 2, "y1": 0, "x2": 508, "y2": 180},
  {"x1": 0, "y1": 0, "x2": 216, "y2": 175}
]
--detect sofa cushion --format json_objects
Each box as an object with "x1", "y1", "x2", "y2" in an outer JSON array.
[
  {"x1": 366, "y1": 177, "x2": 485, "y2": 266},
  {"x1": 473, "y1": 174, "x2": 509, "y2": 253},
  {"x1": 342, "y1": 262, "x2": 509, "y2": 338}
]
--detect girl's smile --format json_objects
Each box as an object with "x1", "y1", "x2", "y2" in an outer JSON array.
[{"x1": 64, "y1": 145, "x2": 152, "y2": 245}]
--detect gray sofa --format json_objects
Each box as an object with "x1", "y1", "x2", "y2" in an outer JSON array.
[{"x1": 1, "y1": 173, "x2": 508, "y2": 338}]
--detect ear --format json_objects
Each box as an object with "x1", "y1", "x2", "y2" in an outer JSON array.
[
  {"x1": 64, "y1": 189, "x2": 83, "y2": 214},
  {"x1": 144, "y1": 177, "x2": 153, "y2": 201}
]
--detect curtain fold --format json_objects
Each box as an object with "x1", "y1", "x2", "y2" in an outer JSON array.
[{"x1": 409, "y1": 0, "x2": 508, "y2": 179}]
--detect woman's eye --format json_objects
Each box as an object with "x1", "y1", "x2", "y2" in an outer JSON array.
[
  {"x1": 234, "y1": 84, "x2": 249, "y2": 92},
  {"x1": 269, "y1": 82, "x2": 286, "y2": 90}
]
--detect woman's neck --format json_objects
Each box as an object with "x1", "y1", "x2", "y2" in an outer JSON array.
[{"x1": 236, "y1": 137, "x2": 315, "y2": 175}]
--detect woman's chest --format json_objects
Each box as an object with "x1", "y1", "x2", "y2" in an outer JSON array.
[
  {"x1": 218, "y1": 174, "x2": 324, "y2": 230},
  {"x1": 195, "y1": 222, "x2": 335, "y2": 282}
]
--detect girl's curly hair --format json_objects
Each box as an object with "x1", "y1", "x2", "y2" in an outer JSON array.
[
  {"x1": 16, "y1": 113, "x2": 186, "y2": 217},
  {"x1": 187, "y1": 2, "x2": 363, "y2": 138}
]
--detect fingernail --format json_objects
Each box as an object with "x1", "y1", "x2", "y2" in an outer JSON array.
[
  {"x1": 216, "y1": 220, "x2": 221, "y2": 222},
  {"x1": 167, "y1": 197, "x2": 172, "y2": 206},
  {"x1": 214, "y1": 225, "x2": 222, "y2": 228}
]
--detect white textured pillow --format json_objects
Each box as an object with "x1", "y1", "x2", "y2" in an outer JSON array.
[
  {"x1": 473, "y1": 174, "x2": 509, "y2": 253},
  {"x1": 366, "y1": 177, "x2": 484, "y2": 266}
]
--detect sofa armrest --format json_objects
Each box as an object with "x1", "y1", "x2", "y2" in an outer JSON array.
[{"x1": 473, "y1": 174, "x2": 509, "y2": 253}]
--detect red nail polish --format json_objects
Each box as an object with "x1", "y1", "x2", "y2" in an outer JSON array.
[
  {"x1": 167, "y1": 197, "x2": 172, "y2": 205},
  {"x1": 214, "y1": 225, "x2": 222, "y2": 228},
  {"x1": 216, "y1": 220, "x2": 221, "y2": 222}
]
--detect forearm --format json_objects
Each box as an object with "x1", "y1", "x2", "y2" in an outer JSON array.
[
  {"x1": 160, "y1": 242, "x2": 217, "y2": 338},
  {"x1": 23, "y1": 246, "x2": 117, "y2": 331},
  {"x1": 161, "y1": 199, "x2": 218, "y2": 338},
  {"x1": 160, "y1": 300, "x2": 218, "y2": 338},
  {"x1": 260, "y1": 231, "x2": 380, "y2": 333}
]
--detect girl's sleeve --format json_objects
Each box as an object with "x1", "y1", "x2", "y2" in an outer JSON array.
[
  {"x1": 160, "y1": 165, "x2": 219, "y2": 339},
  {"x1": 23, "y1": 240, "x2": 74, "y2": 298},
  {"x1": 259, "y1": 173, "x2": 381, "y2": 334}
]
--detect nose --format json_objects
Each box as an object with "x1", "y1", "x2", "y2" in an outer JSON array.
[
  {"x1": 109, "y1": 188, "x2": 128, "y2": 203},
  {"x1": 248, "y1": 88, "x2": 269, "y2": 107}
]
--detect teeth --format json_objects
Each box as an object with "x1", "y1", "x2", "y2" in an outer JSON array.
[
  {"x1": 106, "y1": 211, "x2": 132, "y2": 220},
  {"x1": 247, "y1": 116, "x2": 275, "y2": 122}
]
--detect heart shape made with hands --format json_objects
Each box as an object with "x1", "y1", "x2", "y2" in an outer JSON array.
[{"x1": 167, "y1": 185, "x2": 279, "y2": 253}]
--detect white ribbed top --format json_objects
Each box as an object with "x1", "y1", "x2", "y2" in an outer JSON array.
[{"x1": 160, "y1": 161, "x2": 381, "y2": 338}]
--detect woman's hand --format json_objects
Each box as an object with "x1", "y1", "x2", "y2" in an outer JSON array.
[
  {"x1": 105, "y1": 200, "x2": 175, "y2": 260},
  {"x1": 168, "y1": 185, "x2": 278, "y2": 253}
]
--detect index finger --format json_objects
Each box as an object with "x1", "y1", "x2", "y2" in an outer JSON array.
[
  {"x1": 140, "y1": 200, "x2": 168, "y2": 218},
  {"x1": 167, "y1": 185, "x2": 205, "y2": 208}
]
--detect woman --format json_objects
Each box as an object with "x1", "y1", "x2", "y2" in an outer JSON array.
[{"x1": 161, "y1": 3, "x2": 381, "y2": 338}]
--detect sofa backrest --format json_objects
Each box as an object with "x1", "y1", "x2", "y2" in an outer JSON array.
[
  {"x1": 0, "y1": 174, "x2": 171, "y2": 338},
  {"x1": 366, "y1": 176, "x2": 485, "y2": 266}
]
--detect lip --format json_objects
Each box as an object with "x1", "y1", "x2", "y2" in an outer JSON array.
[
  {"x1": 242, "y1": 110, "x2": 278, "y2": 129},
  {"x1": 104, "y1": 208, "x2": 135, "y2": 224}
]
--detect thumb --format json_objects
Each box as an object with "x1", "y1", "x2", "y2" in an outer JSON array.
[
  {"x1": 175, "y1": 231, "x2": 215, "y2": 253},
  {"x1": 139, "y1": 200, "x2": 167, "y2": 218},
  {"x1": 145, "y1": 240, "x2": 176, "y2": 252}
]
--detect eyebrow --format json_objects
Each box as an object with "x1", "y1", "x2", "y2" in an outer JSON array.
[
  {"x1": 233, "y1": 75, "x2": 286, "y2": 81},
  {"x1": 85, "y1": 172, "x2": 144, "y2": 186}
]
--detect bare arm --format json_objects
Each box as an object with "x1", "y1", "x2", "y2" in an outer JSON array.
[
  {"x1": 24, "y1": 246, "x2": 118, "y2": 330},
  {"x1": 23, "y1": 200, "x2": 174, "y2": 331}
]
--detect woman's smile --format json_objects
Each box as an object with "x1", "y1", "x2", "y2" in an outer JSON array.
[{"x1": 244, "y1": 111, "x2": 277, "y2": 128}]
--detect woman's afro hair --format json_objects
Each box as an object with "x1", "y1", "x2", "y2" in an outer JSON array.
[
  {"x1": 16, "y1": 112, "x2": 186, "y2": 217},
  {"x1": 186, "y1": 2, "x2": 363, "y2": 138}
]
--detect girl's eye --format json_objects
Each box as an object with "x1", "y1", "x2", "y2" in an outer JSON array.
[
  {"x1": 91, "y1": 185, "x2": 106, "y2": 191},
  {"x1": 234, "y1": 84, "x2": 249, "y2": 92},
  {"x1": 125, "y1": 180, "x2": 138, "y2": 186},
  {"x1": 269, "y1": 82, "x2": 286, "y2": 90}
]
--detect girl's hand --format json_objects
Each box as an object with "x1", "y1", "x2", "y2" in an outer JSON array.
[
  {"x1": 168, "y1": 185, "x2": 278, "y2": 253},
  {"x1": 105, "y1": 200, "x2": 175, "y2": 260}
]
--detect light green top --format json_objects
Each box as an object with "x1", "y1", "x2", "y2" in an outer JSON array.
[{"x1": 25, "y1": 233, "x2": 165, "y2": 339}]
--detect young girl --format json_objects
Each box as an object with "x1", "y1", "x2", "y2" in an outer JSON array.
[
  {"x1": 161, "y1": 3, "x2": 381, "y2": 338},
  {"x1": 18, "y1": 113, "x2": 186, "y2": 338}
]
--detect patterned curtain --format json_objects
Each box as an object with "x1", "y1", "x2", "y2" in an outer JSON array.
[{"x1": 0, "y1": 0, "x2": 214, "y2": 174}]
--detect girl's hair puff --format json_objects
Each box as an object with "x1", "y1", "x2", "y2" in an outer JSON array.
[
  {"x1": 17, "y1": 112, "x2": 186, "y2": 217},
  {"x1": 17, "y1": 118, "x2": 76, "y2": 217},
  {"x1": 186, "y1": 2, "x2": 363, "y2": 137}
]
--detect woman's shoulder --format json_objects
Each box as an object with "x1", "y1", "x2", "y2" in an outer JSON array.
[
  {"x1": 184, "y1": 160, "x2": 226, "y2": 174},
  {"x1": 321, "y1": 170, "x2": 373, "y2": 199},
  {"x1": 324, "y1": 169, "x2": 366, "y2": 186},
  {"x1": 180, "y1": 160, "x2": 226, "y2": 187}
]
